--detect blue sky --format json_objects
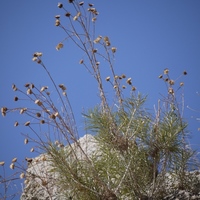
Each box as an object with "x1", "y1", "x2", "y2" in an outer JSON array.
[{"x1": 0, "y1": 0, "x2": 200, "y2": 198}]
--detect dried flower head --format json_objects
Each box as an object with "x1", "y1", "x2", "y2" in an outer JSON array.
[
  {"x1": 59, "y1": 84, "x2": 66, "y2": 91},
  {"x1": 14, "y1": 96, "x2": 18, "y2": 101},
  {"x1": 30, "y1": 148, "x2": 34, "y2": 152},
  {"x1": 12, "y1": 84, "x2": 17, "y2": 91},
  {"x1": 121, "y1": 74, "x2": 126, "y2": 78},
  {"x1": 168, "y1": 80, "x2": 175, "y2": 85},
  {"x1": 106, "y1": 76, "x2": 110, "y2": 81},
  {"x1": 10, "y1": 163, "x2": 15, "y2": 170},
  {"x1": 69, "y1": 0, "x2": 74, "y2": 3},
  {"x1": 1, "y1": 107, "x2": 7, "y2": 117},
  {"x1": 14, "y1": 121, "x2": 19, "y2": 127},
  {"x1": 114, "y1": 75, "x2": 119, "y2": 79},
  {"x1": 36, "y1": 113, "x2": 41, "y2": 117},
  {"x1": 37, "y1": 59, "x2": 41, "y2": 64},
  {"x1": 92, "y1": 17, "x2": 97, "y2": 22},
  {"x1": 24, "y1": 121, "x2": 30, "y2": 126},
  {"x1": 25, "y1": 157, "x2": 33, "y2": 163},
  {"x1": 164, "y1": 68, "x2": 169, "y2": 74},
  {"x1": 40, "y1": 86, "x2": 48, "y2": 92},
  {"x1": 180, "y1": 82, "x2": 184, "y2": 86},
  {"x1": 56, "y1": 43, "x2": 64, "y2": 50},
  {"x1": 12, "y1": 158, "x2": 17, "y2": 163},
  {"x1": 131, "y1": 86, "x2": 136, "y2": 91},
  {"x1": 55, "y1": 19, "x2": 60, "y2": 26},
  {"x1": 0, "y1": 161, "x2": 5, "y2": 166},
  {"x1": 126, "y1": 78, "x2": 132, "y2": 85},
  {"x1": 20, "y1": 108, "x2": 27, "y2": 114},
  {"x1": 32, "y1": 57, "x2": 37, "y2": 61},
  {"x1": 49, "y1": 114, "x2": 56, "y2": 119},
  {"x1": 158, "y1": 74, "x2": 163, "y2": 79},
  {"x1": 111, "y1": 47, "x2": 117, "y2": 53},
  {"x1": 57, "y1": 3, "x2": 63, "y2": 8},
  {"x1": 24, "y1": 180, "x2": 29, "y2": 185},
  {"x1": 24, "y1": 138, "x2": 28, "y2": 144},
  {"x1": 27, "y1": 88, "x2": 33, "y2": 95},
  {"x1": 79, "y1": 1, "x2": 84, "y2": 6},
  {"x1": 55, "y1": 112, "x2": 59, "y2": 117},
  {"x1": 40, "y1": 120, "x2": 45, "y2": 124},
  {"x1": 183, "y1": 70, "x2": 187, "y2": 75},
  {"x1": 55, "y1": 15, "x2": 60, "y2": 19},
  {"x1": 63, "y1": 91, "x2": 66, "y2": 96},
  {"x1": 104, "y1": 36, "x2": 109, "y2": 42},
  {"x1": 94, "y1": 36, "x2": 102, "y2": 43},
  {"x1": 20, "y1": 173, "x2": 25, "y2": 179},
  {"x1": 73, "y1": 15, "x2": 78, "y2": 21},
  {"x1": 88, "y1": 7, "x2": 98, "y2": 15},
  {"x1": 122, "y1": 85, "x2": 126, "y2": 89},
  {"x1": 88, "y1": 3, "x2": 94, "y2": 7},
  {"x1": 33, "y1": 52, "x2": 42, "y2": 57},
  {"x1": 65, "y1": 12, "x2": 71, "y2": 17},
  {"x1": 168, "y1": 88, "x2": 174, "y2": 95},
  {"x1": 35, "y1": 99, "x2": 42, "y2": 106},
  {"x1": 113, "y1": 85, "x2": 117, "y2": 89},
  {"x1": 92, "y1": 49, "x2": 97, "y2": 53},
  {"x1": 79, "y1": 59, "x2": 84, "y2": 64}
]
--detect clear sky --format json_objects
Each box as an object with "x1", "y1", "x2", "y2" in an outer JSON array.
[{"x1": 0, "y1": 0, "x2": 200, "y2": 198}]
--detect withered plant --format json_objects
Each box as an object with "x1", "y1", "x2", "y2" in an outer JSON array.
[{"x1": 1, "y1": 1, "x2": 199, "y2": 200}]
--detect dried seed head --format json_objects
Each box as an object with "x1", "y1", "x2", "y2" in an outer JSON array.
[
  {"x1": 33, "y1": 52, "x2": 42, "y2": 57},
  {"x1": 131, "y1": 86, "x2": 136, "y2": 91},
  {"x1": 12, "y1": 84, "x2": 17, "y2": 91},
  {"x1": 30, "y1": 148, "x2": 34, "y2": 152},
  {"x1": 164, "y1": 68, "x2": 169, "y2": 74},
  {"x1": 55, "y1": 19, "x2": 60, "y2": 26},
  {"x1": 122, "y1": 85, "x2": 126, "y2": 89},
  {"x1": 121, "y1": 74, "x2": 126, "y2": 78},
  {"x1": 94, "y1": 36, "x2": 102, "y2": 43},
  {"x1": 56, "y1": 43, "x2": 64, "y2": 50},
  {"x1": 165, "y1": 78, "x2": 169, "y2": 82},
  {"x1": 77, "y1": 12, "x2": 81, "y2": 17},
  {"x1": 35, "y1": 99, "x2": 42, "y2": 106},
  {"x1": 20, "y1": 108, "x2": 27, "y2": 114},
  {"x1": 37, "y1": 59, "x2": 41, "y2": 64},
  {"x1": 46, "y1": 92, "x2": 50, "y2": 96},
  {"x1": 32, "y1": 57, "x2": 37, "y2": 61},
  {"x1": 113, "y1": 85, "x2": 117, "y2": 89},
  {"x1": 14, "y1": 96, "x2": 18, "y2": 101},
  {"x1": 168, "y1": 80, "x2": 175, "y2": 85},
  {"x1": 114, "y1": 75, "x2": 119, "y2": 79},
  {"x1": 180, "y1": 82, "x2": 184, "y2": 86},
  {"x1": 106, "y1": 76, "x2": 110, "y2": 81},
  {"x1": 24, "y1": 121, "x2": 30, "y2": 126},
  {"x1": 36, "y1": 113, "x2": 41, "y2": 117},
  {"x1": 49, "y1": 114, "x2": 56, "y2": 119},
  {"x1": 14, "y1": 121, "x2": 19, "y2": 127},
  {"x1": 1, "y1": 107, "x2": 7, "y2": 117},
  {"x1": 55, "y1": 112, "x2": 59, "y2": 117},
  {"x1": 88, "y1": 3, "x2": 94, "y2": 7},
  {"x1": 92, "y1": 17, "x2": 97, "y2": 22},
  {"x1": 126, "y1": 78, "x2": 132, "y2": 85},
  {"x1": 104, "y1": 36, "x2": 109, "y2": 42},
  {"x1": 24, "y1": 83, "x2": 30, "y2": 87},
  {"x1": 73, "y1": 15, "x2": 78, "y2": 21},
  {"x1": 20, "y1": 173, "x2": 25, "y2": 179},
  {"x1": 24, "y1": 180, "x2": 29, "y2": 185},
  {"x1": 25, "y1": 157, "x2": 33, "y2": 163},
  {"x1": 30, "y1": 84, "x2": 35, "y2": 89},
  {"x1": 79, "y1": 1, "x2": 84, "y2": 6},
  {"x1": 119, "y1": 76, "x2": 122, "y2": 80},
  {"x1": 96, "y1": 61, "x2": 100, "y2": 65},
  {"x1": 69, "y1": 0, "x2": 74, "y2": 3},
  {"x1": 57, "y1": 3, "x2": 63, "y2": 8},
  {"x1": 88, "y1": 7, "x2": 98, "y2": 15},
  {"x1": 40, "y1": 120, "x2": 45, "y2": 124},
  {"x1": 111, "y1": 47, "x2": 117, "y2": 53},
  {"x1": 65, "y1": 12, "x2": 71, "y2": 17},
  {"x1": 168, "y1": 88, "x2": 174, "y2": 95},
  {"x1": 41, "y1": 155, "x2": 46, "y2": 161},
  {"x1": 106, "y1": 41, "x2": 111, "y2": 46},
  {"x1": 92, "y1": 49, "x2": 97, "y2": 53},
  {"x1": 40, "y1": 86, "x2": 48, "y2": 92},
  {"x1": 24, "y1": 138, "x2": 28, "y2": 144},
  {"x1": 158, "y1": 74, "x2": 163, "y2": 79},
  {"x1": 55, "y1": 15, "x2": 60, "y2": 19},
  {"x1": 10, "y1": 163, "x2": 15, "y2": 170},
  {"x1": 79, "y1": 59, "x2": 84, "y2": 64},
  {"x1": 183, "y1": 70, "x2": 187, "y2": 75},
  {"x1": 0, "y1": 161, "x2": 5, "y2": 166},
  {"x1": 12, "y1": 158, "x2": 17, "y2": 163},
  {"x1": 59, "y1": 84, "x2": 66, "y2": 91},
  {"x1": 27, "y1": 88, "x2": 33, "y2": 95},
  {"x1": 63, "y1": 91, "x2": 66, "y2": 96}
]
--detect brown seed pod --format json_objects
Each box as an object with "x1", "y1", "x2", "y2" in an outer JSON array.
[
  {"x1": 164, "y1": 68, "x2": 169, "y2": 74},
  {"x1": 0, "y1": 161, "x2": 5, "y2": 166},
  {"x1": 1, "y1": 107, "x2": 7, "y2": 116},
  {"x1": 14, "y1": 96, "x2": 18, "y2": 101},
  {"x1": 49, "y1": 114, "x2": 56, "y2": 119},
  {"x1": 79, "y1": 1, "x2": 84, "y2": 6},
  {"x1": 14, "y1": 121, "x2": 19, "y2": 127},
  {"x1": 27, "y1": 88, "x2": 33, "y2": 95},
  {"x1": 36, "y1": 113, "x2": 41, "y2": 117},
  {"x1": 55, "y1": 19, "x2": 60, "y2": 26},
  {"x1": 65, "y1": 12, "x2": 71, "y2": 17},
  {"x1": 20, "y1": 173, "x2": 25, "y2": 179},
  {"x1": 106, "y1": 76, "x2": 110, "y2": 81},
  {"x1": 168, "y1": 88, "x2": 174, "y2": 95},
  {"x1": 20, "y1": 108, "x2": 27, "y2": 114},
  {"x1": 88, "y1": 3, "x2": 94, "y2": 7},
  {"x1": 58, "y1": 84, "x2": 66, "y2": 91},
  {"x1": 183, "y1": 71, "x2": 187, "y2": 75},
  {"x1": 24, "y1": 121, "x2": 30, "y2": 126},
  {"x1": 57, "y1": 3, "x2": 63, "y2": 8},
  {"x1": 55, "y1": 15, "x2": 60, "y2": 19},
  {"x1": 24, "y1": 83, "x2": 30, "y2": 87},
  {"x1": 168, "y1": 80, "x2": 175, "y2": 85},
  {"x1": 111, "y1": 47, "x2": 117, "y2": 53},
  {"x1": 24, "y1": 138, "x2": 28, "y2": 144},
  {"x1": 25, "y1": 157, "x2": 33, "y2": 163},
  {"x1": 56, "y1": 43, "x2": 64, "y2": 50},
  {"x1": 40, "y1": 86, "x2": 48, "y2": 92},
  {"x1": 158, "y1": 74, "x2": 163, "y2": 79},
  {"x1": 12, "y1": 84, "x2": 17, "y2": 91},
  {"x1": 10, "y1": 163, "x2": 15, "y2": 170},
  {"x1": 79, "y1": 59, "x2": 84, "y2": 64},
  {"x1": 40, "y1": 120, "x2": 45, "y2": 124},
  {"x1": 92, "y1": 17, "x2": 97, "y2": 22},
  {"x1": 92, "y1": 49, "x2": 97, "y2": 53},
  {"x1": 121, "y1": 74, "x2": 126, "y2": 78},
  {"x1": 35, "y1": 99, "x2": 42, "y2": 106},
  {"x1": 126, "y1": 78, "x2": 132, "y2": 85},
  {"x1": 131, "y1": 86, "x2": 136, "y2": 91},
  {"x1": 180, "y1": 82, "x2": 184, "y2": 86},
  {"x1": 69, "y1": 0, "x2": 74, "y2": 3},
  {"x1": 30, "y1": 148, "x2": 34, "y2": 152},
  {"x1": 122, "y1": 85, "x2": 126, "y2": 89},
  {"x1": 12, "y1": 158, "x2": 17, "y2": 163}
]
